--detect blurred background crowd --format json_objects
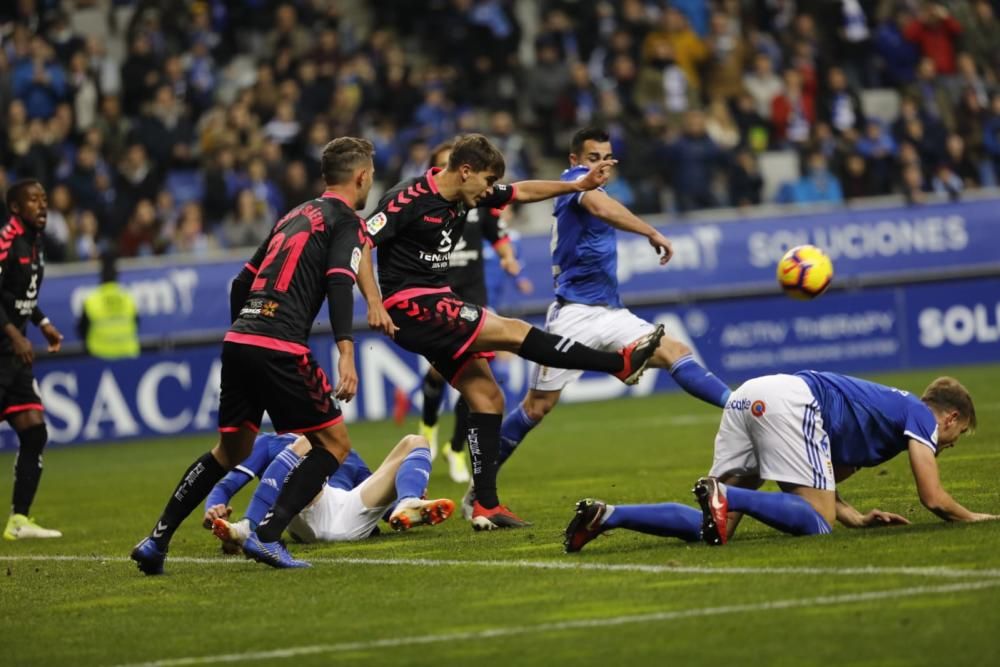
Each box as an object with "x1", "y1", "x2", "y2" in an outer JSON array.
[{"x1": 1, "y1": 0, "x2": 999, "y2": 263}]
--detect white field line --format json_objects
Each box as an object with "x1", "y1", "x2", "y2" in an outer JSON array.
[
  {"x1": 3, "y1": 554, "x2": 1000, "y2": 580},
  {"x1": 111, "y1": 579, "x2": 1000, "y2": 667}
]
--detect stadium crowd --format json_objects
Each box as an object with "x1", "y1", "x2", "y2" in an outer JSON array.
[{"x1": 1, "y1": 0, "x2": 999, "y2": 263}]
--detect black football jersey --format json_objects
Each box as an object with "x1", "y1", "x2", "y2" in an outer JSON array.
[
  {"x1": 230, "y1": 193, "x2": 367, "y2": 345},
  {"x1": 447, "y1": 205, "x2": 508, "y2": 295},
  {"x1": 365, "y1": 168, "x2": 515, "y2": 297},
  {"x1": 0, "y1": 216, "x2": 45, "y2": 354}
]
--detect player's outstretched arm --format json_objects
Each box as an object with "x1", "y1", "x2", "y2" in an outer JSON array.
[
  {"x1": 512, "y1": 159, "x2": 617, "y2": 203},
  {"x1": 357, "y1": 244, "x2": 397, "y2": 338},
  {"x1": 579, "y1": 189, "x2": 674, "y2": 265},
  {"x1": 908, "y1": 440, "x2": 998, "y2": 522}
]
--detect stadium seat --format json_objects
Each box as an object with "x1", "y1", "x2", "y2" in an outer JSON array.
[
  {"x1": 758, "y1": 151, "x2": 801, "y2": 202},
  {"x1": 860, "y1": 89, "x2": 901, "y2": 125}
]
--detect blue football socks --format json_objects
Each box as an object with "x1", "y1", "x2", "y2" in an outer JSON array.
[
  {"x1": 670, "y1": 354, "x2": 731, "y2": 407},
  {"x1": 725, "y1": 486, "x2": 832, "y2": 536},
  {"x1": 395, "y1": 447, "x2": 432, "y2": 501},
  {"x1": 602, "y1": 503, "x2": 703, "y2": 542},
  {"x1": 245, "y1": 447, "x2": 301, "y2": 528},
  {"x1": 498, "y1": 405, "x2": 538, "y2": 466}
]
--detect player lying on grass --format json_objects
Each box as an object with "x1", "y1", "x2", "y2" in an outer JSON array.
[
  {"x1": 565, "y1": 372, "x2": 998, "y2": 552},
  {"x1": 203, "y1": 432, "x2": 453, "y2": 555}
]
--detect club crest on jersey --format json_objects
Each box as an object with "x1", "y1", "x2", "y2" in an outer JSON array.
[
  {"x1": 261, "y1": 301, "x2": 278, "y2": 317},
  {"x1": 459, "y1": 305, "x2": 479, "y2": 322},
  {"x1": 751, "y1": 400, "x2": 766, "y2": 417},
  {"x1": 366, "y1": 212, "x2": 387, "y2": 236},
  {"x1": 350, "y1": 247, "x2": 362, "y2": 273}
]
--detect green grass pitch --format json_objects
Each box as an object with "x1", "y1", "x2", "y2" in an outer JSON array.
[{"x1": 2, "y1": 365, "x2": 999, "y2": 666}]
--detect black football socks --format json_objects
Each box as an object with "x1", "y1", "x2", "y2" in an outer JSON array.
[
  {"x1": 255, "y1": 447, "x2": 339, "y2": 542},
  {"x1": 149, "y1": 452, "x2": 226, "y2": 550}
]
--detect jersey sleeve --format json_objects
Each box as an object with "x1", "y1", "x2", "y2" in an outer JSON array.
[
  {"x1": 904, "y1": 403, "x2": 939, "y2": 453},
  {"x1": 478, "y1": 182, "x2": 516, "y2": 211},
  {"x1": 325, "y1": 213, "x2": 367, "y2": 283},
  {"x1": 480, "y1": 207, "x2": 510, "y2": 248},
  {"x1": 364, "y1": 189, "x2": 412, "y2": 246}
]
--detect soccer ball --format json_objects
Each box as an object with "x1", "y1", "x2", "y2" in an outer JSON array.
[{"x1": 776, "y1": 245, "x2": 833, "y2": 300}]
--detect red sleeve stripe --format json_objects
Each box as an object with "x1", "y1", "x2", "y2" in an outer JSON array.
[
  {"x1": 492, "y1": 236, "x2": 511, "y2": 249},
  {"x1": 508, "y1": 183, "x2": 518, "y2": 203},
  {"x1": 244, "y1": 263, "x2": 259, "y2": 275}
]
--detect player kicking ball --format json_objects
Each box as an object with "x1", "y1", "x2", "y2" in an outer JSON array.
[
  {"x1": 204, "y1": 433, "x2": 452, "y2": 558},
  {"x1": 565, "y1": 372, "x2": 998, "y2": 553}
]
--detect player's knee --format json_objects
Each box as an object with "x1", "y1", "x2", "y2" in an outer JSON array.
[
  {"x1": 523, "y1": 398, "x2": 553, "y2": 422},
  {"x1": 658, "y1": 337, "x2": 692, "y2": 365},
  {"x1": 399, "y1": 434, "x2": 428, "y2": 453}
]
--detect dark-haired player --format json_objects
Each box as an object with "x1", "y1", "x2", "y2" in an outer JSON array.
[
  {"x1": 131, "y1": 138, "x2": 375, "y2": 572},
  {"x1": 565, "y1": 373, "x2": 997, "y2": 553},
  {"x1": 498, "y1": 127, "x2": 732, "y2": 473},
  {"x1": 358, "y1": 133, "x2": 665, "y2": 530},
  {"x1": 417, "y1": 140, "x2": 527, "y2": 484},
  {"x1": 1, "y1": 180, "x2": 64, "y2": 540}
]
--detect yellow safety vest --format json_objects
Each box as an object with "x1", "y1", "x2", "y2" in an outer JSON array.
[{"x1": 83, "y1": 282, "x2": 140, "y2": 359}]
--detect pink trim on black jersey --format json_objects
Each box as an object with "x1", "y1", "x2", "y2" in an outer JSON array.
[
  {"x1": 1, "y1": 402, "x2": 44, "y2": 418},
  {"x1": 452, "y1": 308, "x2": 488, "y2": 360},
  {"x1": 224, "y1": 331, "x2": 310, "y2": 355},
  {"x1": 383, "y1": 286, "x2": 451, "y2": 309},
  {"x1": 0, "y1": 216, "x2": 25, "y2": 263},
  {"x1": 492, "y1": 236, "x2": 511, "y2": 250},
  {"x1": 508, "y1": 183, "x2": 518, "y2": 203},
  {"x1": 425, "y1": 167, "x2": 442, "y2": 194},
  {"x1": 321, "y1": 190, "x2": 354, "y2": 209},
  {"x1": 244, "y1": 262, "x2": 259, "y2": 275},
  {"x1": 218, "y1": 420, "x2": 261, "y2": 434},
  {"x1": 279, "y1": 414, "x2": 344, "y2": 434},
  {"x1": 326, "y1": 267, "x2": 357, "y2": 281}
]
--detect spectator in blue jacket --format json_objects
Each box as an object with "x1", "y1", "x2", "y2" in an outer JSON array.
[
  {"x1": 779, "y1": 150, "x2": 844, "y2": 205},
  {"x1": 665, "y1": 109, "x2": 727, "y2": 212},
  {"x1": 12, "y1": 36, "x2": 66, "y2": 120}
]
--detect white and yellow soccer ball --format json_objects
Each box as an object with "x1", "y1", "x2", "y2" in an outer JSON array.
[{"x1": 776, "y1": 244, "x2": 834, "y2": 300}]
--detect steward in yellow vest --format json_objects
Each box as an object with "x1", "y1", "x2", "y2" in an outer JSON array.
[{"x1": 78, "y1": 253, "x2": 139, "y2": 359}]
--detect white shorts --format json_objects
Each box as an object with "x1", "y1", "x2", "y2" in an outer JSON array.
[
  {"x1": 709, "y1": 374, "x2": 834, "y2": 490},
  {"x1": 287, "y1": 478, "x2": 388, "y2": 542},
  {"x1": 531, "y1": 301, "x2": 655, "y2": 392}
]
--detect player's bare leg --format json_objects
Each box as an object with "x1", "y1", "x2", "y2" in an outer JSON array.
[
  {"x1": 469, "y1": 312, "x2": 663, "y2": 386},
  {"x1": 647, "y1": 335, "x2": 731, "y2": 408},
  {"x1": 496, "y1": 388, "x2": 562, "y2": 470}
]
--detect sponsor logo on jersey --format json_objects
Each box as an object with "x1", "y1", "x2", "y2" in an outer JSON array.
[
  {"x1": 423, "y1": 215, "x2": 443, "y2": 223},
  {"x1": 459, "y1": 305, "x2": 479, "y2": 322},
  {"x1": 366, "y1": 211, "x2": 387, "y2": 236},
  {"x1": 437, "y1": 229, "x2": 454, "y2": 253},
  {"x1": 240, "y1": 298, "x2": 264, "y2": 318},
  {"x1": 261, "y1": 301, "x2": 278, "y2": 317},
  {"x1": 724, "y1": 398, "x2": 752, "y2": 411},
  {"x1": 350, "y1": 247, "x2": 362, "y2": 273},
  {"x1": 751, "y1": 400, "x2": 766, "y2": 417}
]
